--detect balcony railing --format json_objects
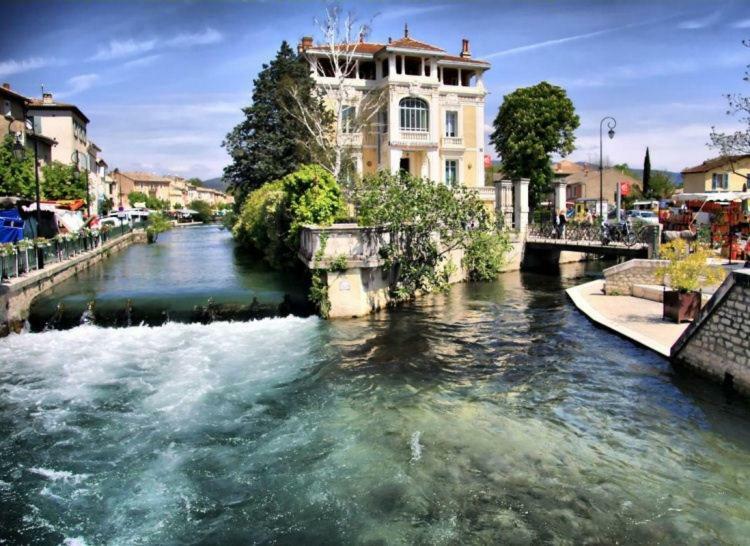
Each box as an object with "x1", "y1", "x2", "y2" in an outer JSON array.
[
  {"x1": 441, "y1": 136, "x2": 464, "y2": 147},
  {"x1": 391, "y1": 131, "x2": 438, "y2": 147},
  {"x1": 338, "y1": 133, "x2": 363, "y2": 147}
]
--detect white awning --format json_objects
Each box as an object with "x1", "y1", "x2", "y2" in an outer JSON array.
[{"x1": 673, "y1": 192, "x2": 750, "y2": 202}]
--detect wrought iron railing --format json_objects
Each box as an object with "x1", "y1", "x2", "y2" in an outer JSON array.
[
  {"x1": 527, "y1": 221, "x2": 654, "y2": 248},
  {"x1": 0, "y1": 221, "x2": 144, "y2": 282}
]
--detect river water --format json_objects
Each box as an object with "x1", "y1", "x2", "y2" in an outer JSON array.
[{"x1": 1, "y1": 226, "x2": 749, "y2": 544}]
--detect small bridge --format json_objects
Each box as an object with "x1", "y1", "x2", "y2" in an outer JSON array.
[{"x1": 525, "y1": 223, "x2": 656, "y2": 259}]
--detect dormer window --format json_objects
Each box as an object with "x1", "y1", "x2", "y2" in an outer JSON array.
[{"x1": 3, "y1": 100, "x2": 11, "y2": 118}]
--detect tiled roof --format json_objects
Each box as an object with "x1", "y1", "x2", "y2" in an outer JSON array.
[
  {"x1": 306, "y1": 42, "x2": 385, "y2": 54},
  {"x1": 26, "y1": 98, "x2": 90, "y2": 123},
  {"x1": 681, "y1": 154, "x2": 750, "y2": 174},
  {"x1": 118, "y1": 171, "x2": 172, "y2": 183},
  {"x1": 388, "y1": 37, "x2": 445, "y2": 52},
  {"x1": 439, "y1": 54, "x2": 490, "y2": 66}
]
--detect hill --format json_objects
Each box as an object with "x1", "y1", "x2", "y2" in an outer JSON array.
[{"x1": 200, "y1": 177, "x2": 229, "y2": 192}]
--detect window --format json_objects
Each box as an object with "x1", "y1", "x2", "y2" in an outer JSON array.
[
  {"x1": 442, "y1": 68, "x2": 459, "y2": 86},
  {"x1": 341, "y1": 105, "x2": 356, "y2": 133},
  {"x1": 399, "y1": 97, "x2": 429, "y2": 132},
  {"x1": 3, "y1": 100, "x2": 11, "y2": 117},
  {"x1": 381, "y1": 58, "x2": 389, "y2": 78},
  {"x1": 445, "y1": 111, "x2": 458, "y2": 137},
  {"x1": 404, "y1": 56, "x2": 422, "y2": 76},
  {"x1": 712, "y1": 173, "x2": 729, "y2": 190},
  {"x1": 445, "y1": 160, "x2": 458, "y2": 187}
]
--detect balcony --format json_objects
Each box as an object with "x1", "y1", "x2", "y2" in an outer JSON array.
[
  {"x1": 390, "y1": 131, "x2": 438, "y2": 148},
  {"x1": 441, "y1": 136, "x2": 464, "y2": 148},
  {"x1": 338, "y1": 133, "x2": 363, "y2": 147}
]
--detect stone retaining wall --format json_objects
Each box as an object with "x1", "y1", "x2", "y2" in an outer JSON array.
[
  {"x1": 603, "y1": 259, "x2": 667, "y2": 295},
  {"x1": 672, "y1": 270, "x2": 750, "y2": 395},
  {"x1": 0, "y1": 231, "x2": 145, "y2": 336}
]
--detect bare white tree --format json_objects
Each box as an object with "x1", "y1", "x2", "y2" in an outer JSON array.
[
  {"x1": 285, "y1": 5, "x2": 387, "y2": 184},
  {"x1": 709, "y1": 39, "x2": 750, "y2": 187}
]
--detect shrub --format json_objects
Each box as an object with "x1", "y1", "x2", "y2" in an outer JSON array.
[
  {"x1": 357, "y1": 171, "x2": 491, "y2": 302},
  {"x1": 145, "y1": 212, "x2": 172, "y2": 243},
  {"x1": 464, "y1": 230, "x2": 512, "y2": 281},
  {"x1": 656, "y1": 239, "x2": 725, "y2": 292},
  {"x1": 189, "y1": 199, "x2": 213, "y2": 223},
  {"x1": 233, "y1": 164, "x2": 345, "y2": 269}
]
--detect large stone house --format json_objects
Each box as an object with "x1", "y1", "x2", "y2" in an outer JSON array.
[
  {"x1": 299, "y1": 28, "x2": 490, "y2": 191},
  {"x1": 681, "y1": 155, "x2": 750, "y2": 193}
]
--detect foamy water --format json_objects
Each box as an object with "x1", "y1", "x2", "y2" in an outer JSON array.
[{"x1": 2, "y1": 272, "x2": 750, "y2": 544}]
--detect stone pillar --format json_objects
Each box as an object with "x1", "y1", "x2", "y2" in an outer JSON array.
[
  {"x1": 427, "y1": 149, "x2": 440, "y2": 182},
  {"x1": 514, "y1": 178, "x2": 530, "y2": 234},
  {"x1": 495, "y1": 179, "x2": 513, "y2": 227},
  {"x1": 389, "y1": 148, "x2": 401, "y2": 173},
  {"x1": 553, "y1": 179, "x2": 567, "y2": 215}
]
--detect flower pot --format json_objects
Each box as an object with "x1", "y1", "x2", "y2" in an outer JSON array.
[{"x1": 663, "y1": 290, "x2": 701, "y2": 323}]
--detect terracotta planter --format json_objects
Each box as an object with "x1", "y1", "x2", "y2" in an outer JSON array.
[{"x1": 663, "y1": 290, "x2": 701, "y2": 323}]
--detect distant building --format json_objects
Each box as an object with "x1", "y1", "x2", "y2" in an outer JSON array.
[
  {"x1": 554, "y1": 162, "x2": 642, "y2": 203},
  {"x1": 681, "y1": 155, "x2": 750, "y2": 193},
  {"x1": 1, "y1": 83, "x2": 55, "y2": 167},
  {"x1": 114, "y1": 171, "x2": 173, "y2": 205}
]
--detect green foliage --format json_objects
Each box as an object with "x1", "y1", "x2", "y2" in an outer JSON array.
[
  {"x1": 643, "y1": 147, "x2": 651, "y2": 197},
  {"x1": 308, "y1": 233, "x2": 331, "y2": 318},
  {"x1": 128, "y1": 191, "x2": 148, "y2": 207},
  {"x1": 463, "y1": 230, "x2": 512, "y2": 281},
  {"x1": 648, "y1": 171, "x2": 676, "y2": 199},
  {"x1": 40, "y1": 161, "x2": 88, "y2": 200},
  {"x1": 656, "y1": 239, "x2": 726, "y2": 292},
  {"x1": 185, "y1": 177, "x2": 203, "y2": 187},
  {"x1": 189, "y1": 199, "x2": 214, "y2": 223},
  {"x1": 233, "y1": 180, "x2": 287, "y2": 265},
  {"x1": 222, "y1": 41, "x2": 328, "y2": 206},
  {"x1": 145, "y1": 212, "x2": 172, "y2": 243},
  {"x1": 281, "y1": 164, "x2": 345, "y2": 244},
  {"x1": 233, "y1": 165, "x2": 345, "y2": 269},
  {"x1": 0, "y1": 135, "x2": 35, "y2": 198},
  {"x1": 357, "y1": 171, "x2": 491, "y2": 303},
  {"x1": 490, "y1": 81, "x2": 580, "y2": 208},
  {"x1": 329, "y1": 254, "x2": 348, "y2": 272},
  {"x1": 613, "y1": 163, "x2": 637, "y2": 179}
]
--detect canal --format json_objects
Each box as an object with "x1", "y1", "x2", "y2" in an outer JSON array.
[{"x1": 1, "y1": 226, "x2": 749, "y2": 544}]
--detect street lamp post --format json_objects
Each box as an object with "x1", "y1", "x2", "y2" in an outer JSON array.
[{"x1": 599, "y1": 116, "x2": 616, "y2": 223}]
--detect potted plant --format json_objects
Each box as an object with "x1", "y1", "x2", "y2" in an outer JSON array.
[{"x1": 657, "y1": 239, "x2": 725, "y2": 323}]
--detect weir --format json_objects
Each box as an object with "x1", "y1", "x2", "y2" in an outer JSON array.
[{"x1": 0, "y1": 229, "x2": 146, "y2": 336}]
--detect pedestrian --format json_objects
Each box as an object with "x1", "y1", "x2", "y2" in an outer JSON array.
[
  {"x1": 558, "y1": 209, "x2": 567, "y2": 239},
  {"x1": 553, "y1": 209, "x2": 561, "y2": 238}
]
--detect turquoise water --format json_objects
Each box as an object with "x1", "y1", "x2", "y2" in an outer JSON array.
[{"x1": 2, "y1": 229, "x2": 750, "y2": 544}]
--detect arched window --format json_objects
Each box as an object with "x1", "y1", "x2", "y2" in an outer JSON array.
[{"x1": 399, "y1": 97, "x2": 429, "y2": 132}]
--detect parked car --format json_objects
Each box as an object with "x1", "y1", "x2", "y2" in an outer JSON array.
[{"x1": 626, "y1": 210, "x2": 660, "y2": 225}]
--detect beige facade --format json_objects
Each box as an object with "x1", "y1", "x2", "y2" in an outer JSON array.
[
  {"x1": 302, "y1": 31, "x2": 489, "y2": 189},
  {"x1": 1, "y1": 84, "x2": 55, "y2": 169},
  {"x1": 681, "y1": 155, "x2": 750, "y2": 193},
  {"x1": 114, "y1": 171, "x2": 232, "y2": 208}
]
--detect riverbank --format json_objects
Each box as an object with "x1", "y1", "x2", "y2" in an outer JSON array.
[
  {"x1": 0, "y1": 230, "x2": 146, "y2": 336},
  {"x1": 566, "y1": 279, "x2": 687, "y2": 357}
]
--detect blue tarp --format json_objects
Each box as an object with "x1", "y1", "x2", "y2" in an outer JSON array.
[{"x1": 0, "y1": 209, "x2": 24, "y2": 243}]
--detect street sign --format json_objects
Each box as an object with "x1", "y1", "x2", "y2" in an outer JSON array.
[{"x1": 620, "y1": 180, "x2": 631, "y2": 197}]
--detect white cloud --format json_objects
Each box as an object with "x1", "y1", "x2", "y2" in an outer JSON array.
[
  {"x1": 122, "y1": 55, "x2": 162, "y2": 69},
  {"x1": 165, "y1": 28, "x2": 223, "y2": 48},
  {"x1": 57, "y1": 73, "x2": 99, "y2": 98},
  {"x1": 481, "y1": 17, "x2": 671, "y2": 59},
  {"x1": 91, "y1": 39, "x2": 157, "y2": 61},
  {"x1": 0, "y1": 57, "x2": 57, "y2": 77},
  {"x1": 91, "y1": 28, "x2": 223, "y2": 63},
  {"x1": 375, "y1": 5, "x2": 452, "y2": 22},
  {"x1": 678, "y1": 10, "x2": 722, "y2": 29},
  {"x1": 733, "y1": 18, "x2": 750, "y2": 29}
]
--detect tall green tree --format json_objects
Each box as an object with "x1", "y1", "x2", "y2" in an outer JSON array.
[
  {"x1": 490, "y1": 81, "x2": 580, "y2": 208},
  {"x1": 643, "y1": 147, "x2": 651, "y2": 197},
  {"x1": 648, "y1": 171, "x2": 676, "y2": 199},
  {"x1": 40, "y1": 161, "x2": 88, "y2": 200},
  {"x1": 0, "y1": 135, "x2": 35, "y2": 198},
  {"x1": 222, "y1": 41, "x2": 327, "y2": 207}
]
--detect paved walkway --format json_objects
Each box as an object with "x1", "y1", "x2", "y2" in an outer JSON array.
[{"x1": 566, "y1": 279, "x2": 688, "y2": 357}]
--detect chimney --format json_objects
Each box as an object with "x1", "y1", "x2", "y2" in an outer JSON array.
[
  {"x1": 460, "y1": 38, "x2": 471, "y2": 58},
  {"x1": 42, "y1": 92, "x2": 53, "y2": 104},
  {"x1": 2, "y1": 83, "x2": 9, "y2": 90},
  {"x1": 298, "y1": 36, "x2": 313, "y2": 54}
]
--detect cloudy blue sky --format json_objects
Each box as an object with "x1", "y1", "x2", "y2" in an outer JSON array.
[{"x1": 2, "y1": 0, "x2": 749, "y2": 179}]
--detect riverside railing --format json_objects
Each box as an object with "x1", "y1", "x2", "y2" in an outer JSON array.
[{"x1": 0, "y1": 221, "x2": 145, "y2": 281}]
